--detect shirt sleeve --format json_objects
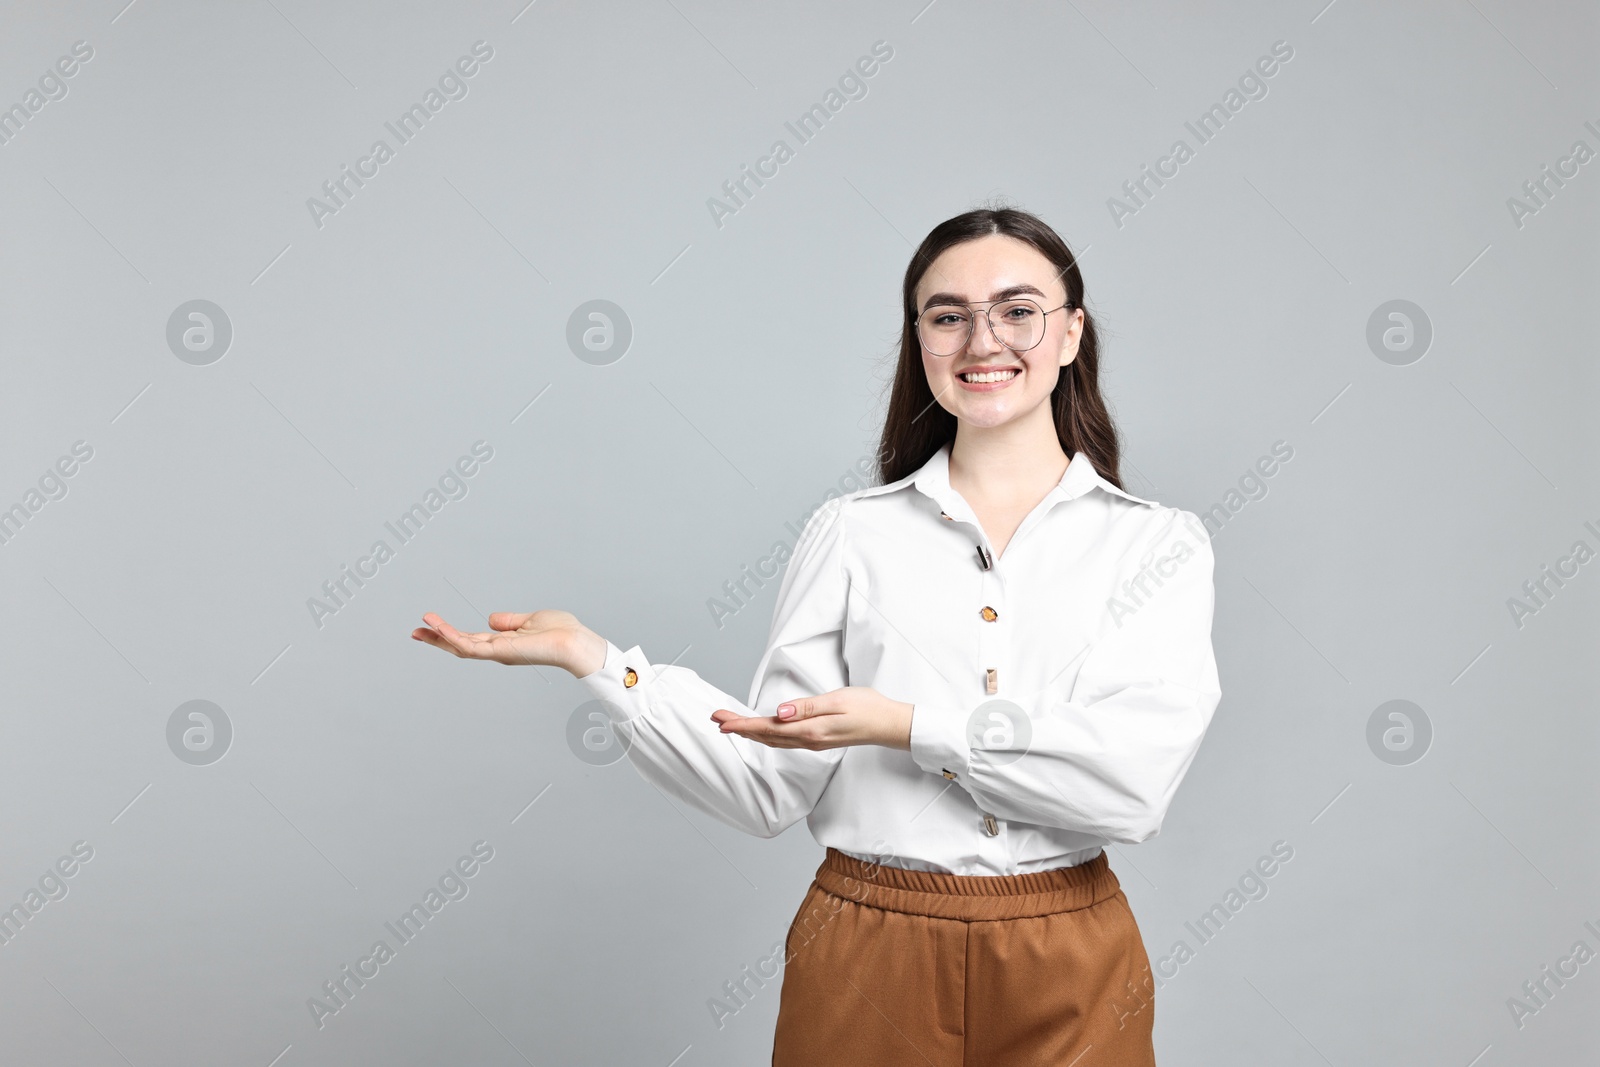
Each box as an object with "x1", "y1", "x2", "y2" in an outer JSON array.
[
  {"x1": 907, "y1": 508, "x2": 1221, "y2": 843},
  {"x1": 574, "y1": 497, "x2": 851, "y2": 839}
]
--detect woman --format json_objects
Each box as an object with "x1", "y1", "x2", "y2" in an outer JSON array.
[{"x1": 413, "y1": 207, "x2": 1222, "y2": 1065}]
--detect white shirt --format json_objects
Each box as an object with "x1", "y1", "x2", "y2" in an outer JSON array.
[{"x1": 578, "y1": 441, "x2": 1222, "y2": 876}]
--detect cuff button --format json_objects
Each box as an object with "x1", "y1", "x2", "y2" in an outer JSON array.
[
  {"x1": 623, "y1": 668, "x2": 639, "y2": 688},
  {"x1": 942, "y1": 769, "x2": 957, "y2": 780}
]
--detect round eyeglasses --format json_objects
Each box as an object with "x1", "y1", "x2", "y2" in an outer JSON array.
[{"x1": 915, "y1": 298, "x2": 1073, "y2": 357}]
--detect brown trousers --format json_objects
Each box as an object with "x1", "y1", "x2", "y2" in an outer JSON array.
[{"x1": 772, "y1": 847, "x2": 1157, "y2": 1066}]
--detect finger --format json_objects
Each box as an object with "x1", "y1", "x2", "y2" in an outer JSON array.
[
  {"x1": 410, "y1": 627, "x2": 459, "y2": 655},
  {"x1": 421, "y1": 615, "x2": 495, "y2": 659},
  {"x1": 777, "y1": 694, "x2": 839, "y2": 721},
  {"x1": 487, "y1": 612, "x2": 533, "y2": 631},
  {"x1": 718, "y1": 717, "x2": 815, "y2": 747},
  {"x1": 722, "y1": 726, "x2": 805, "y2": 749},
  {"x1": 713, "y1": 711, "x2": 781, "y2": 732}
]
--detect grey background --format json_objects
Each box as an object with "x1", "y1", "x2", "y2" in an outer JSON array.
[{"x1": 1, "y1": 0, "x2": 1595, "y2": 1064}]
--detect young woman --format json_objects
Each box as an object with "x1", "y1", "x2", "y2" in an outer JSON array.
[{"x1": 413, "y1": 207, "x2": 1221, "y2": 1065}]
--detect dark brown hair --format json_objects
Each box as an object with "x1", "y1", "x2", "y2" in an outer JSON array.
[{"x1": 875, "y1": 207, "x2": 1124, "y2": 489}]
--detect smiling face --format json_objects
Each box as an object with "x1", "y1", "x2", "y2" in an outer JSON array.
[{"x1": 914, "y1": 234, "x2": 1083, "y2": 431}]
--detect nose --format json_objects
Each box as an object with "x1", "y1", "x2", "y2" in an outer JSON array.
[{"x1": 963, "y1": 307, "x2": 1006, "y2": 357}]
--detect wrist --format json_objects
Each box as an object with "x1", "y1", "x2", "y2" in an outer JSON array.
[
  {"x1": 886, "y1": 700, "x2": 914, "y2": 750},
  {"x1": 566, "y1": 627, "x2": 608, "y2": 679}
]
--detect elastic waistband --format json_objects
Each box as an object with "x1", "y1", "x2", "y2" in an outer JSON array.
[{"x1": 814, "y1": 847, "x2": 1120, "y2": 921}]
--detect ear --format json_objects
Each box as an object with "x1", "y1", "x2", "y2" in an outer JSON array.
[{"x1": 1060, "y1": 307, "x2": 1084, "y2": 367}]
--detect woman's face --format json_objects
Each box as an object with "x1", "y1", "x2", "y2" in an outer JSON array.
[{"x1": 914, "y1": 234, "x2": 1083, "y2": 431}]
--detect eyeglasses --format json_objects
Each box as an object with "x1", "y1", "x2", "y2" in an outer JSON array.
[{"x1": 915, "y1": 297, "x2": 1074, "y2": 356}]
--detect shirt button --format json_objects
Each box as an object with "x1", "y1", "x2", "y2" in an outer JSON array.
[
  {"x1": 623, "y1": 667, "x2": 639, "y2": 688},
  {"x1": 979, "y1": 606, "x2": 998, "y2": 622},
  {"x1": 939, "y1": 511, "x2": 954, "y2": 521},
  {"x1": 982, "y1": 813, "x2": 1000, "y2": 836},
  {"x1": 942, "y1": 769, "x2": 957, "y2": 780}
]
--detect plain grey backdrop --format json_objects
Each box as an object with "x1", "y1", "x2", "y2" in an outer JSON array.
[{"x1": 1, "y1": 0, "x2": 1595, "y2": 1064}]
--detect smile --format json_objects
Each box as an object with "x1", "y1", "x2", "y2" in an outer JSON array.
[{"x1": 957, "y1": 368, "x2": 1019, "y2": 385}]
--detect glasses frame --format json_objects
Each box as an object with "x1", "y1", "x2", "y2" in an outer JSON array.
[{"x1": 914, "y1": 297, "x2": 1075, "y2": 357}]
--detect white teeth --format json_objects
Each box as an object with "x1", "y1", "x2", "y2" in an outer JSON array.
[{"x1": 960, "y1": 369, "x2": 1018, "y2": 383}]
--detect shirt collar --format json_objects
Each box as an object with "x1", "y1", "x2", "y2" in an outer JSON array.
[{"x1": 855, "y1": 440, "x2": 1159, "y2": 517}]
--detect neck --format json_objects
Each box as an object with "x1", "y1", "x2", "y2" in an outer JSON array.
[{"x1": 947, "y1": 405, "x2": 1070, "y2": 501}]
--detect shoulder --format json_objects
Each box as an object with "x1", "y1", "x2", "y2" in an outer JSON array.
[
  {"x1": 803, "y1": 462, "x2": 920, "y2": 529},
  {"x1": 1088, "y1": 479, "x2": 1211, "y2": 562}
]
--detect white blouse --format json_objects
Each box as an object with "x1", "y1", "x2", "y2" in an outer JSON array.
[{"x1": 577, "y1": 441, "x2": 1222, "y2": 876}]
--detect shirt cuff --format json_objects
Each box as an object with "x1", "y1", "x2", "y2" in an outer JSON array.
[
  {"x1": 908, "y1": 703, "x2": 971, "y2": 782},
  {"x1": 575, "y1": 639, "x2": 654, "y2": 724}
]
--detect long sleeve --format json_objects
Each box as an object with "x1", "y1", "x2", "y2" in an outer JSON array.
[
  {"x1": 907, "y1": 508, "x2": 1221, "y2": 844},
  {"x1": 575, "y1": 498, "x2": 851, "y2": 838}
]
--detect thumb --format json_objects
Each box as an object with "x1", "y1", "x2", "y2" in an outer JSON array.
[{"x1": 487, "y1": 612, "x2": 533, "y2": 631}]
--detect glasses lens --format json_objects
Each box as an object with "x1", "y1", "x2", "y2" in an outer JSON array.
[
  {"x1": 917, "y1": 305, "x2": 971, "y2": 356},
  {"x1": 989, "y1": 299, "x2": 1046, "y2": 351}
]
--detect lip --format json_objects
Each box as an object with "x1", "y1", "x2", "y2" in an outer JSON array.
[{"x1": 954, "y1": 364, "x2": 1023, "y2": 392}]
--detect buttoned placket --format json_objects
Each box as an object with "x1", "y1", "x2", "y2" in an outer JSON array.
[
  {"x1": 937, "y1": 502, "x2": 1010, "y2": 868},
  {"x1": 931, "y1": 476, "x2": 1084, "y2": 869}
]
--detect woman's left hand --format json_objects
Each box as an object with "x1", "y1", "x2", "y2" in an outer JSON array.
[{"x1": 711, "y1": 688, "x2": 913, "y2": 751}]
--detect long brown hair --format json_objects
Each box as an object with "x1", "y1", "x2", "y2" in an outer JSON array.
[{"x1": 875, "y1": 207, "x2": 1124, "y2": 489}]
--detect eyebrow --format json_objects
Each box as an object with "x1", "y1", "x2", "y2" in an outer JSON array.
[{"x1": 919, "y1": 283, "x2": 1051, "y2": 312}]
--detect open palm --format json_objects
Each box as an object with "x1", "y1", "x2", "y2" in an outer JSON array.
[{"x1": 411, "y1": 609, "x2": 590, "y2": 670}]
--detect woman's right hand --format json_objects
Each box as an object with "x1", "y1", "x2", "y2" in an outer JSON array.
[{"x1": 411, "y1": 609, "x2": 607, "y2": 677}]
